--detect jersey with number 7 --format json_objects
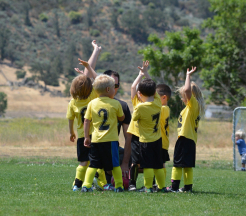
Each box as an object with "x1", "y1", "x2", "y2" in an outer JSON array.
[
  {"x1": 84, "y1": 97, "x2": 124, "y2": 143},
  {"x1": 132, "y1": 93, "x2": 162, "y2": 143}
]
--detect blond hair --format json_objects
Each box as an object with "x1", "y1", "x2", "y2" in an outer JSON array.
[
  {"x1": 177, "y1": 81, "x2": 205, "y2": 116},
  {"x1": 93, "y1": 74, "x2": 115, "y2": 94},
  {"x1": 70, "y1": 75, "x2": 92, "y2": 99},
  {"x1": 236, "y1": 130, "x2": 245, "y2": 139}
]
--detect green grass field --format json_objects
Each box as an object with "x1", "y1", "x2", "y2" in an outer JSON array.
[{"x1": 1, "y1": 158, "x2": 245, "y2": 216}]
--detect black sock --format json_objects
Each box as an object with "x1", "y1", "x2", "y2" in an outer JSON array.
[
  {"x1": 129, "y1": 164, "x2": 138, "y2": 186},
  {"x1": 74, "y1": 178, "x2": 83, "y2": 188},
  {"x1": 172, "y1": 180, "x2": 180, "y2": 191},
  {"x1": 153, "y1": 176, "x2": 156, "y2": 185},
  {"x1": 95, "y1": 172, "x2": 99, "y2": 179},
  {"x1": 184, "y1": 184, "x2": 192, "y2": 191},
  {"x1": 105, "y1": 171, "x2": 112, "y2": 184}
]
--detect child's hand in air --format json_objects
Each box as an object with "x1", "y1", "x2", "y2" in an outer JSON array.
[
  {"x1": 187, "y1": 66, "x2": 196, "y2": 76},
  {"x1": 78, "y1": 58, "x2": 90, "y2": 68},
  {"x1": 74, "y1": 68, "x2": 83, "y2": 74},
  {"x1": 138, "y1": 60, "x2": 149, "y2": 76},
  {"x1": 92, "y1": 40, "x2": 101, "y2": 52}
]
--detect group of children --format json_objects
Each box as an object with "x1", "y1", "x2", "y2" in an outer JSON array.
[{"x1": 66, "y1": 40, "x2": 205, "y2": 193}]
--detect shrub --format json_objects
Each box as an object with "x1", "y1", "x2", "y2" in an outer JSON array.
[
  {"x1": 175, "y1": 18, "x2": 189, "y2": 27},
  {"x1": 39, "y1": 13, "x2": 49, "y2": 22},
  {"x1": 68, "y1": 11, "x2": 82, "y2": 24},
  {"x1": 0, "y1": 92, "x2": 7, "y2": 116},
  {"x1": 15, "y1": 60, "x2": 25, "y2": 69},
  {"x1": 99, "y1": 52, "x2": 112, "y2": 62},
  {"x1": 89, "y1": 29, "x2": 100, "y2": 37},
  {"x1": 15, "y1": 70, "x2": 26, "y2": 79}
]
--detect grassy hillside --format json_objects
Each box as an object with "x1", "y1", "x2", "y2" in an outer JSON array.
[{"x1": 0, "y1": 0, "x2": 212, "y2": 85}]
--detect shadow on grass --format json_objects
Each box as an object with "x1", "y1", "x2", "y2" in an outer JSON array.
[{"x1": 192, "y1": 190, "x2": 245, "y2": 197}]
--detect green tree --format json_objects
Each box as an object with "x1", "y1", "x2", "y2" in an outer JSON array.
[
  {"x1": 0, "y1": 23, "x2": 10, "y2": 61},
  {"x1": 0, "y1": 92, "x2": 7, "y2": 116},
  {"x1": 139, "y1": 28, "x2": 204, "y2": 118},
  {"x1": 201, "y1": 0, "x2": 246, "y2": 107},
  {"x1": 23, "y1": 1, "x2": 32, "y2": 26},
  {"x1": 54, "y1": 9, "x2": 60, "y2": 37},
  {"x1": 64, "y1": 42, "x2": 78, "y2": 79}
]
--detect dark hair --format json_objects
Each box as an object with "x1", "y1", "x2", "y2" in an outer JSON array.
[
  {"x1": 103, "y1": 70, "x2": 120, "y2": 83},
  {"x1": 138, "y1": 78, "x2": 156, "y2": 97},
  {"x1": 156, "y1": 84, "x2": 172, "y2": 100}
]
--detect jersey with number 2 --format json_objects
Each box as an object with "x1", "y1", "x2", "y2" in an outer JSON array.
[{"x1": 84, "y1": 97, "x2": 124, "y2": 143}]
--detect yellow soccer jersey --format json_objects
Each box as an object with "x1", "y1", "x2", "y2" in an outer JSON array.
[
  {"x1": 127, "y1": 95, "x2": 141, "y2": 137},
  {"x1": 160, "y1": 105, "x2": 170, "y2": 150},
  {"x1": 66, "y1": 89, "x2": 98, "y2": 138},
  {"x1": 177, "y1": 95, "x2": 200, "y2": 143},
  {"x1": 132, "y1": 93, "x2": 162, "y2": 142},
  {"x1": 84, "y1": 97, "x2": 124, "y2": 143}
]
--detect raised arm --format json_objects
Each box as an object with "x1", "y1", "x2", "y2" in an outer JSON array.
[
  {"x1": 78, "y1": 59, "x2": 97, "y2": 80},
  {"x1": 184, "y1": 66, "x2": 196, "y2": 101},
  {"x1": 131, "y1": 61, "x2": 149, "y2": 100}
]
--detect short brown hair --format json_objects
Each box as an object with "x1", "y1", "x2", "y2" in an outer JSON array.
[
  {"x1": 156, "y1": 84, "x2": 171, "y2": 100},
  {"x1": 70, "y1": 75, "x2": 92, "y2": 99},
  {"x1": 138, "y1": 78, "x2": 156, "y2": 97}
]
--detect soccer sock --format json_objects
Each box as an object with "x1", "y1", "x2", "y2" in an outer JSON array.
[
  {"x1": 129, "y1": 164, "x2": 138, "y2": 186},
  {"x1": 153, "y1": 176, "x2": 156, "y2": 185},
  {"x1": 171, "y1": 167, "x2": 182, "y2": 190},
  {"x1": 163, "y1": 167, "x2": 167, "y2": 184},
  {"x1": 112, "y1": 166, "x2": 123, "y2": 189},
  {"x1": 183, "y1": 167, "x2": 193, "y2": 185},
  {"x1": 74, "y1": 164, "x2": 89, "y2": 186},
  {"x1": 154, "y1": 168, "x2": 165, "y2": 189},
  {"x1": 143, "y1": 168, "x2": 154, "y2": 189},
  {"x1": 96, "y1": 169, "x2": 107, "y2": 189},
  {"x1": 82, "y1": 167, "x2": 97, "y2": 188}
]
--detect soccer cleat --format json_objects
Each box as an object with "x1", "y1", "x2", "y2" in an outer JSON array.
[
  {"x1": 138, "y1": 186, "x2": 153, "y2": 193},
  {"x1": 103, "y1": 184, "x2": 115, "y2": 191},
  {"x1": 179, "y1": 187, "x2": 192, "y2": 193},
  {"x1": 128, "y1": 184, "x2": 137, "y2": 191},
  {"x1": 81, "y1": 186, "x2": 93, "y2": 192},
  {"x1": 157, "y1": 187, "x2": 168, "y2": 193},
  {"x1": 72, "y1": 185, "x2": 81, "y2": 192},
  {"x1": 166, "y1": 186, "x2": 179, "y2": 193},
  {"x1": 115, "y1": 187, "x2": 124, "y2": 192},
  {"x1": 92, "y1": 177, "x2": 103, "y2": 191}
]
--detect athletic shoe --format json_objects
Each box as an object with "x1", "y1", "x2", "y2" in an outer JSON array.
[
  {"x1": 166, "y1": 186, "x2": 179, "y2": 193},
  {"x1": 152, "y1": 184, "x2": 158, "y2": 192},
  {"x1": 72, "y1": 185, "x2": 81, "y2": 192},
  {"x1": 128, "y1": 184, "x2": 137, "y2": 191},
  {"x1": 81, "y1": 186, "x2": 93, "y2": 192},
  {"x1": 138, "y1": 186, "x2": 153, "y2": 193},
  {"x1": 103, "y1": 184, "x2": 115, "y2": 191},
  {"x1": 179, "y1": 187, "x2": 192, "y2": 193},
  {"x1": 92, "y1": 177, "x2": 103, "y2": 191},
  {"x1": 115, "y1": 187, "x2": 124, "y2": 192},
  {"x1": 157, "y1": 187, "x2": 168, "y2": 193}
]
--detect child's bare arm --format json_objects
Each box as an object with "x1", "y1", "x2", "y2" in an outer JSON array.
[
  {"x1": 131, "y1": 61, "x2": 149, "y2": 100},
  {"x1": 84, "y1": 118, "x2": 91, "y2": 148},
  {"x1": 78, "y1": 59, "x2": 97, "y2": 80},
  {"x1": 118, "y1": 114, "x2": 125, "y2": 122},
  {"x1": 68, "y1": 120, "x2": 76, "y2": 142},
  {"x1": 184, "y1": 66, "x2": 196, "y2": 101}
]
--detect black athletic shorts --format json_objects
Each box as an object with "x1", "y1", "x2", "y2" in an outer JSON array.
[
  {"x1": 77, "y1": 137, "x2": 90, "y2": 162},
  {"x1": 173, "y1": 136, "x2": 196, "y2": 167},
  {"x1": 131, "y1": 134, "x2": 140, "y2": 164},
  {"x1": 139, "y1": 138, "x2": 163, "y2": 169},
  {"x1": 162, "y1": 149, "x2": 170, "y2": 163},
  {"x1": 89, "y1": 141, "x2": 120, "y2": 171}
]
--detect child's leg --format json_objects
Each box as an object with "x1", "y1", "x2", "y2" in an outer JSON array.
[
  {"x1": 171, "y1": 167, "x2": 182, "y2": 190},
  {"x1": 82, "y1": 167, "x2": 98, "y2": 188},
  {"x1": 143, "y1": 168, "x2": 154, "y2": 189},
  {"x1": 112, "y1": 166, "x2": 123, "y2": 189},
  {"x1": 183, "y1": 167, "x2": 193, "y2": 190},
  {"x1": 73, "y1": 161, "x2": 89, "y2": 188},
  {"x1": 96, "y1": 169, "x2": 107, "y2": 188},
  {"x1": 129, "y1": 163, "x2": 138, "y2": 187},
  {"x1": 153, "y1": 168, "x2": 165, "y2": 189}
]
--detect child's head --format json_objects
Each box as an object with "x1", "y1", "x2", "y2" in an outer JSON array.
[
  {"x1": 178, "y1": 81, "x2": 205, "y2": 115},
  {"x1": 156, "y1": 84, "x2": 171, "y2": 106},
  {"x1": 93, "y1": 74, "x2": 115, "y2": 98},
  {"x1": 235, "y1": 130, "x2": 245, "y2": 140},
  {"x1": 137, "y1": 78, "x2": 156, "y2": 100},
  {"x1": 70, "y1": 75, "x2": 92, "y2": 99}
]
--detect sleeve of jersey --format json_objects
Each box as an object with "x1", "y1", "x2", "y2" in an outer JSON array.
[
  {"x1": 117, "y1": 102, "x2": 124, "y2": 117},
  {"x1": 84, "y1": 101, "x2": 92, "y2": 121},
  {"x1": 236, "y1": 140, "x2": 241, "y2": 146},
  {"x1": 132, "y1": 106, "x2": 140, "y2": 121},
  {"x1": 187, "y1": 95, "x2": 198, "y2": 111},
  {"x1": 66, "y1": 100, "x2": 75, "y2": 120},
  {"x1": 132, "y1": 95, "x2": 141, "y2": 108}
]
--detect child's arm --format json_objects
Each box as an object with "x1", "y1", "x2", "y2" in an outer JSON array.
[
  {"x1": 75, "y1": 40, "x2": 101, "y2": 79},
  {"x1": 78, "y1": 59, "x2": 97, "y2": 80},
  {"x1": 118, "y1": 114, "x2": 125, "y2": 122},
  {"x1": 84, "y1": 118, "x2": 91, "y2": 148},
  {"x1": 131, "y1": 61, "x2": 149, "y2": 100},
  {"x1": 68, "y1": 120, "x2": 76, "y2": 142},
  {"x1": 184, "y1": 66, "x2": 196, "y2": 101}
]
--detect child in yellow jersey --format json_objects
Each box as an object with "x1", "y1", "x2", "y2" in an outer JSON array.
[
  {"x1": 167, "y1": 67, "x2": 205, "y2": 193},
  {"x1": 66, "y1": 40, "x2": 107, "y2": 192},
  {"x1": 156, "y1": 84, "x2": 172, "y2": 191},
  {"x1": 82, "y1": 74, "x2": 125, "y2": 192}
]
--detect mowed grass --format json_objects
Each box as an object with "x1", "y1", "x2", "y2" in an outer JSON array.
[{"x1": 0, "y1": 158, "x2": 245, "y2": 216}]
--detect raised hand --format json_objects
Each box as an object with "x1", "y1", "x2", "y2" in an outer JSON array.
[
  {"x1": 78, "y1": 58, "x2": 89, "y2": 68},
  {"x1": 138, "y1": 60, "x2": 149, "y2": 76},
  {"x1": 74, "y1": 67, "x2": 83, "y2": 74},
  {"x1": 187, "y1": 66, "x2": 196, "y2": 76},
  {"x1": 92, "y1": 40, "x2": 101, "y2": 52}
]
